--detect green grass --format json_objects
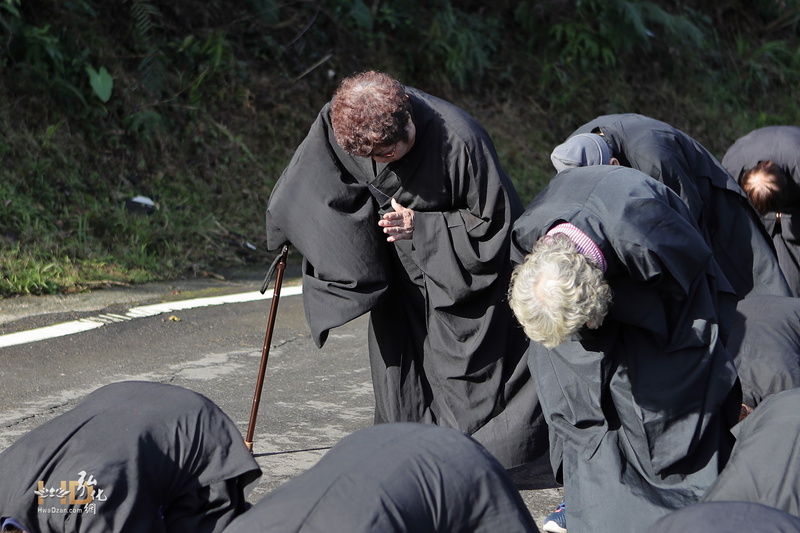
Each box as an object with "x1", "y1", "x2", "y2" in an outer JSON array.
[
  {"x1": 0, "y1": 245, "x2": 159, "y2": 296},
  {"x1": 2, "y1": 1, "x2": 800, "y2": 298},
  {"x1": 3, "y1": 67, "x2": 800, "y2": 298}
]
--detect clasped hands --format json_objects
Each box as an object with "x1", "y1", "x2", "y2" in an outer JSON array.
[{"x1": 378, "y1": 198, "x2": 414, "y2": 242}]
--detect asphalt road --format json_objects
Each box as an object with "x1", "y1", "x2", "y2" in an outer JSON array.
[{"x1": 0, "y1": 266, "x2": 563, "y2": 529}]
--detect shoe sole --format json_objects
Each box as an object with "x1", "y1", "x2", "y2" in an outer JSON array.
[{"x1": 543, "y1": 519, "x2": 567, "y2": 533}]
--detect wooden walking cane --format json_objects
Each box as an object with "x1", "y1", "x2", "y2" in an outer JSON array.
[{"x1": 245, "y1": 244, "x2": 289, "y2": 452}]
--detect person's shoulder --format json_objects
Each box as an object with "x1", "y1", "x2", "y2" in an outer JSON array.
[
  {"x1": 407, "y1": 88, "x2": 478, "y2": 125},
  {"x1": 407, "y1": 88, "x2": 492, "y2": 150}
]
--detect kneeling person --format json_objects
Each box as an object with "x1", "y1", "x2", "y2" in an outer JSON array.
[{"x1": 0, "y1": 381, "x2": 261, "y2": 533}]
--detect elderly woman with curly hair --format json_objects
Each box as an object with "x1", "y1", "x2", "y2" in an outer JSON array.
[
  {"x1": 509, "y1": 165, "x2": 742, "y2": 533},
  {"x1": 264, "y1": 70, "x2": 548, "y2": 469}
]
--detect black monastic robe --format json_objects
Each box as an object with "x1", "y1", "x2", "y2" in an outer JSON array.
[
  {"x1": 511, "y1": 166, "x2": 741, "y2": 533},
  {"x1": 702, "y1": 387, "x2": 800, "y2": 516},
  {"x1": 266, "y1": 87, "x2": 547, "y2": 468},
  {"x1": 225, "y1": 423, "x2": 541, "y2": 533},
  {"x1": 0, "y1": 381, "x2": 261, "y2": 533},
  {"x1": 572, "y1": 113, "x2": 791, "y2": 300},
  {"x1": 722, "y1": 125, "x2": 800, "y2": 296},
  {"x1": 726, "y1": 295, "x2": 800, "y2": 409},
  {"x1": 647, "y1": 501, "x2": 800, "y2": 533}
]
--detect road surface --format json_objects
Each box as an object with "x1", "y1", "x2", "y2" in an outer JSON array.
[{"x1": 0, "y1": 266, "x2": 562, "y2": 527}]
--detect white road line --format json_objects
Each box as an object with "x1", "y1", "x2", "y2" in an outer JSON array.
[{"x1": 0, "y1": 285, "x2": 304, "y2": 349}]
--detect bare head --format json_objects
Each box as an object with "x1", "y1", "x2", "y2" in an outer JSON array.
[
  {"x1": 330, "y1": 70, "x2": 414, "y2": 161},
  {"x1": 509, "y1": 233, "x2": 612, "y2": 348},
  {"x1": 740, "y1": 160, "x2": 788, "y2": 215}
]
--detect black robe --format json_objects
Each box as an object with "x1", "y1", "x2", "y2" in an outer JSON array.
[
  {"x1": 722, "y1": 125, "x2": 800, "y2": 296},
  {"x1": 702, "y1": 387, "x2": 800, "y2": 515},
  {"x1": 0, "y1": 381, "x2": 261, "y2": 533},
  {"x1": 265, "y1": 87, "x2": 547, "y2": 468},
  {"x1": 224, "y1": 423, "x2": 540, "y2": 533},
  {"x1": 571, "y1": 113, "x2": 791, "y2": 300},
  {"x1": 511, "y1": 166, "x2": 741, "y2": 533},
  {"x1": 726, "y1": 295, "x2": 800, "y2": 409},
  {"x1": 646, "y1": 501, "x2": 800, "y2": 533}
]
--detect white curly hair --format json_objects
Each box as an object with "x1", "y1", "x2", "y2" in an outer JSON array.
[{"x1": 509, "y1": 233, "x2": 612, "y2": 348}]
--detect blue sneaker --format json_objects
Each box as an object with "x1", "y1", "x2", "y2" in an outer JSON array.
[{"x1": 543, "y1": 500, "x2": 566, "y2": 533}]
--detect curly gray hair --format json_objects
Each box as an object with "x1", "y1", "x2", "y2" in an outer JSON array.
[{"x1": 509, "y1": 233, "x2": 612, "y2": 348}]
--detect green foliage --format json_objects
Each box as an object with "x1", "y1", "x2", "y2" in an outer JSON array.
[
  {"x1": 86, "y1": 64, "x2": 113, "y2": 102},
  {"x1": 124, "y1": 109, "x2": 162, "y2": 139},
  {"x1": 1, "y1": 0, "x2": 20, "y2": 16},
  {"x1": 244, "y1": 0, "x2": 280, "y2": 26},
  {"x1": 422, "y1": 3, "x2": 500, "y2": 88},
  {"x1": 124, "y1": 0, "x2": 166, "y2": 98},
  {"x1": 0, "y1": 246, "x2": 78, "y2": 296},
  {"x1": 731, "y1": 35, "x2": 799, "y2": 94},
  {"x1": 174, "y1": 31, "x2": 238, "y2": 105},
  {"x1": 345, "y1": 0, "x2": 373, "y2": 31},
  {"x1": 0, "y1": 245, "x2": 159, "y2": 296},
  {"x1": 547, "y1": 0, "x2": 707, "y2": 69},
  {"x1": 2, "y1": 0, "x2": 800, "y2": 296}
]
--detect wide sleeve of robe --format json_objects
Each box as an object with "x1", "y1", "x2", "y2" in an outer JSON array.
[
  {"x1": 646, "y1": 501, "x2": 800, "y2": 533},
  {"x1": 726, "y1": 295, "x2": 800, "y2": 408},
  {"x1": 266, "y1": 106, "x2": 390, "y2": 347},
  {"x1": 702, "y1": 387, "x2": 800, "y2": 516}
]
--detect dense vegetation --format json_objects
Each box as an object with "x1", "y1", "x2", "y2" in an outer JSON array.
[{"x1": 2, "y1": 0, "x2": 800, "y2": 296}]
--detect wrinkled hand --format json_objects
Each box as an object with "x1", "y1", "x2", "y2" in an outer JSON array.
[{"x1": 378, "y1": 198, "x2": 415, "y2": 242}]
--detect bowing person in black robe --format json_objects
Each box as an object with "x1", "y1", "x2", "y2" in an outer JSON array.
[
  {"x1": 646, "y1": 501, "x2": 800, "y2": 533},
  {"x1": 509, "y1": 166, "x2": 741, "y2": 533},
  {"x1": 701, "y1": 387, "x2": 800, "y2": 516},
  {"x1": 0, "y1": 381, "x2": 261, "y2": 533},
  {"x1": 726, "y1": 295, "x2": 800, "y2": 411},
  {"x1": 224, "y1": 423, "x2": 540, "y2": 533},
  {"x1": 722, "y1": 125, "x2": 800, "y2": 296},
  {"x1": 551, "y1": 113, "x2": 791, "y2": 301},
  {"x1": 265, "y1": 70, "x2": 547, "y2": 468}
]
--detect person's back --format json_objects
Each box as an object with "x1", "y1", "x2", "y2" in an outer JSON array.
[
  {"x1": 224, "y1": 423, "x2": 540, "y2": 533},
  {"x1": 702, "y1": 387, "x2": 800, "y2": 515},
  {"x1": 510, "y1": 166, "x2": 740, "y2": 533},
  {"x1": 0, "y1": 381, "x2": 261, "y2": 533},
  {"x1": 722, "y1": 125, "x2": 800, "y2": 296},
  {"x1": 726, "y1": 295, "x2": 800, "y2": 409},
  {"x1": 646, "y1": 501, "x2": 800, "y2": 533},
  {"x1": 556, "y1": 113, "x2": 791, "y2": 300}
]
